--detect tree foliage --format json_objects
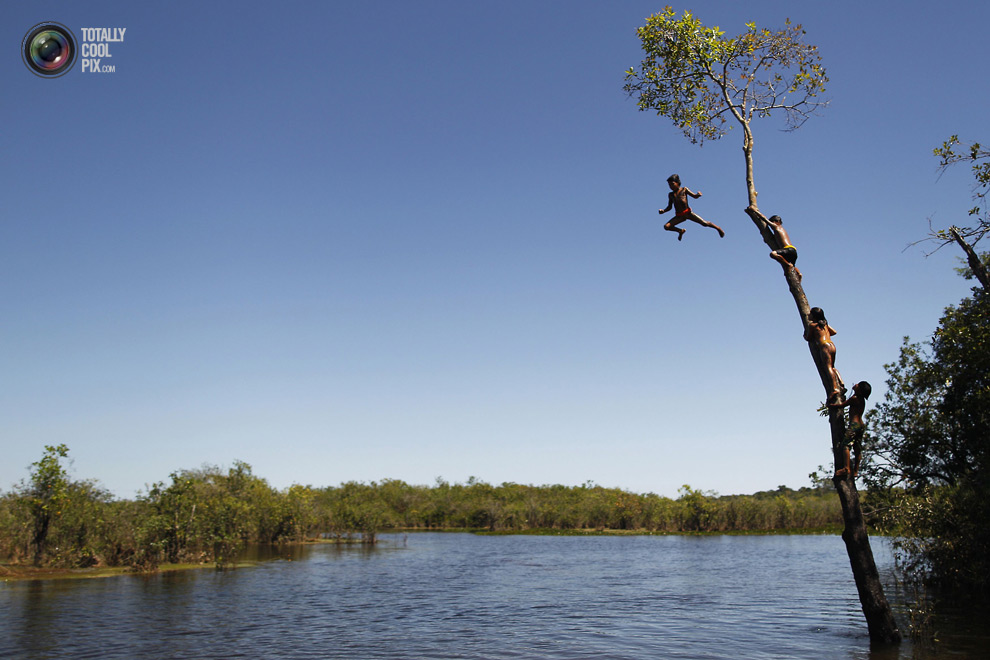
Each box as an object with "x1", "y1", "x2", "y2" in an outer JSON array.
[
  {"x1": 1, "y1": 449, "x2": 849, "y2": 572},
  {"x1": 917, "y1": 136, "x2": 990, "y2": 288},
  {"x1": 623, "y1": 7, "x2": 827, "y2": 145},
  {"x1": 934, "y1": 136, "x2": 990, "y2": 241},
  {"x1": 869, "y1": 289, "x2": 990, "y2": 489},
  {"x1": 868, "y1": 288, "x2": 990, "y2": 590},
  {"x1": 22, "y1": 444, "x2": 71, "y2": 566}
]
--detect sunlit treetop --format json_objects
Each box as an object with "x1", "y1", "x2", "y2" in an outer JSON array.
[
  {"x1": 933, "y1": 135, "x2": 990, "y2": 242},
  {"x1": 623, "y1": 7, "x2": 828, "y2": 144}
]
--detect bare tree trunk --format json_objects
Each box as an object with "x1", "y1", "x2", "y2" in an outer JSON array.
[
  {"x1": 743, "y1": 205, "x2": 902, "y2": 645},
  {"x1": 743, "y1": 127, "x2": 758, "y2": 210},
  {"x1": 950, "y1": 226, "x2": 990, "y2": 290},
  {"x1": 830, "y1": 431, "x2": 903, "y2": 645},
  {"x1": 32, "y1": 515, "x2": 51, "y2": 567}
]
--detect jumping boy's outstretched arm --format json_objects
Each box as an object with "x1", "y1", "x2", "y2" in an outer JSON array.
[{"x1": 684, "y1": 187, "x2": 702, "y2": 199}]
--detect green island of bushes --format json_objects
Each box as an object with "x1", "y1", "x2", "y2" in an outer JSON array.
[{"x1": 2, "y1": 446, "x2": 859, "y2": 580}]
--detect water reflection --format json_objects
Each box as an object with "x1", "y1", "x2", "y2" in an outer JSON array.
[{"x1": 0, "y1": 534, "x2": 985, "y2": 660}]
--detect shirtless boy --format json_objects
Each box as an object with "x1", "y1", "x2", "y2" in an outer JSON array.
[
  {"x1": 767, "y1": 215, "x2": 802, "y2": 281},
  {"x1": 828, "y1": 381, "x2": 872, "y2": 478},
  {"x1": 804, "y1": 307, "x2": 844, "y2": 398},
  {"x1": 659, "y1": 174, "x2": 725, "y2": 241}
]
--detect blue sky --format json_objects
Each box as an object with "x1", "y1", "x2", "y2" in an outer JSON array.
[{"x1": 2, "y1": 0, "x2": 987, "y2": 499}]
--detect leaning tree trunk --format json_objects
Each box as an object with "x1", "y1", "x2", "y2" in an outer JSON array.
[{"x1": 743, "y1": 204, "x2": 902, "y2": 645}]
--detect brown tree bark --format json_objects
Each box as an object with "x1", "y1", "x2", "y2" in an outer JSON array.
[
  {"x1": 950, "y1": 226, "x2": 990, "y2": 291},
  {"x1": 744, "y1": 205, "x2": 902, "y2": 645}
]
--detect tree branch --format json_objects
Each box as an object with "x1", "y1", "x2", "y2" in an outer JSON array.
[{"x1": 950, "y1": 227, "x2": 990, "y2": 289}]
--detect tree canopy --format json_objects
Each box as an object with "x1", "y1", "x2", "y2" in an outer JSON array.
[
  {"x1": 869, "y1": 291, "x2": 990, "y2": 488},
  {"x1": 623, "y1": 7, "x2": 827, "y2": 145},
  {"x1": 23, "y1": 444, "x2": 71, "y2": 565},
  {"x1": 867, "y1": 287, "x2": 990, "y2": 590}
]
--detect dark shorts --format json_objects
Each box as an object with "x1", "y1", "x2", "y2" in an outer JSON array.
[
  {"x1": 774, "y1": 246, "x2": 798, "y2": 265},
  {"x1": 843, "y1": 421, "x2": 865, "y2": 449}
]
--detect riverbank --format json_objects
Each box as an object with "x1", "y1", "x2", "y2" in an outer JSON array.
[
  {"x1": 0, "y1": 536, "x2": 387, "y2": 583},
  {"x1": 0, "y1": 562, "x2": 212, "y2": 583},
  {"x1": 2, "y1": 528, "x2": 853, "y2": 582},
  {"x1": 473, "y1": 525, "x2": 846, "y2": 536},
  {"x1": 4, "y1": 453, "x2": 852, "y2": 572}
]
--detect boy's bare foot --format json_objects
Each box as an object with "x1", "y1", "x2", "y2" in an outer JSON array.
[
  {"x1": 717, "y1": 227, "x2": 725, "y2": 238},
  {"x1": 677, "y1": 228, "x2": 685, "y2": 241},
  {"x1": 834, "y1": 468, "x2": 850, "y2": 478}
]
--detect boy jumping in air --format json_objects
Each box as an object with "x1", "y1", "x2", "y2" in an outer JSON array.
[{"x1": 659, "y1": 174, "x2": 725, "y2": 241}]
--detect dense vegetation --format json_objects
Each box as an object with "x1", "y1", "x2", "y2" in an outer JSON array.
[
  {"x1": 866, "y1": 286, "x2": 989, "y2": 592},
  {"x1": 863, "y1": 137, "x2": 989, "y2": 595},
  {"x1": 1, "y1": 446, "x2": 845, "y2": 571}
]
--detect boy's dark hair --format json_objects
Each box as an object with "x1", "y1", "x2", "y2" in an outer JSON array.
[
  {"x1": 666, "y1": 174, "x2": 680, "y2": 184},
  {"x1": 858, "y1": 381, "x2": 872, "y2": 399},
  {"x1": 769, "y1": 215, "x2": 783, "y2": 224},
  {"x1": 809, "y1": 306, "x2": 827, "y2": 323}
]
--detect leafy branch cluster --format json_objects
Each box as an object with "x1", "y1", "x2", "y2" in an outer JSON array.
[
  {"x1": 916, "y1": 136, "x2": 990, "y2": 288},
  {"x1": 623, "y1": 6, "x2": 827, "y2": 144},
  {"x1": 934, "y1": 136, "x2": 990, "y2": 240}
]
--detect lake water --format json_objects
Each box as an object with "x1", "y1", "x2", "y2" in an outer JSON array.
[{"x1": 1, "y1": 533, "x2": 986, "y2": 659}]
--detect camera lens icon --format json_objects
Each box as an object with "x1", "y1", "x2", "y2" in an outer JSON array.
[{"x1": 22, "y1": 22, "x2": 77, "y2": 77}]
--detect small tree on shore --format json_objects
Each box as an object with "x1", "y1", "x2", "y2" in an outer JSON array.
[
  {"x1": 624, "y1": 7, "x2": 900, "y2": 644},
  {"x1": 21, "y1": 444, "x2": 71, "y2": 566}
]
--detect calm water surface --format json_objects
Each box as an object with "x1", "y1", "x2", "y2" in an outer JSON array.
[{"x1": 1, "y1": 534, "x2": 986, "y2": 659}]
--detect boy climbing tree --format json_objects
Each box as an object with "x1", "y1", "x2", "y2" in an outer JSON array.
[
  {"x1": 767, "y1": 215, "x2": 802, "y2": 281},
  {"x1": 829, "y1": 381, "x2": 872, "y2": 478},
  {"x1": 624, "y1": 8, "x2": 900, "y2": 644}
]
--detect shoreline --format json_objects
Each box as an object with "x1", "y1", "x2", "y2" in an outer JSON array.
[
  {"x1": 1, "y1": 528, "x2": 850, "y2": 582},
  {"x1": 0, "y1": 562, "x2": 216, "y2": 583}
]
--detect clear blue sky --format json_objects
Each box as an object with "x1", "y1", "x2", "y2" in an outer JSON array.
[{"x1": 2, "y1": 0, "x2": 986, "y2": 499}]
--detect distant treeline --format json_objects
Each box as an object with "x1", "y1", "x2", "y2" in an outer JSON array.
[{"x1": 1, "y1": 446, "x2": 847, "y2": 571}]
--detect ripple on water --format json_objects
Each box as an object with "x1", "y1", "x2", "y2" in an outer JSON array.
[{"x1": 0, "y1": 534, "x2": 980, "y2": 659}]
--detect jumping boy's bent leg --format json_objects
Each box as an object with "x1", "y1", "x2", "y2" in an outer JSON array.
[
  {"x1": 664, "y1": 223, "x2": 686, "y2": 241},
  {"x1": 687, "y1": 212, "x2": 725, "y2": 238},
  {"x1": 664, "y1": 218, "x2": 687, "y2": 241}
]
